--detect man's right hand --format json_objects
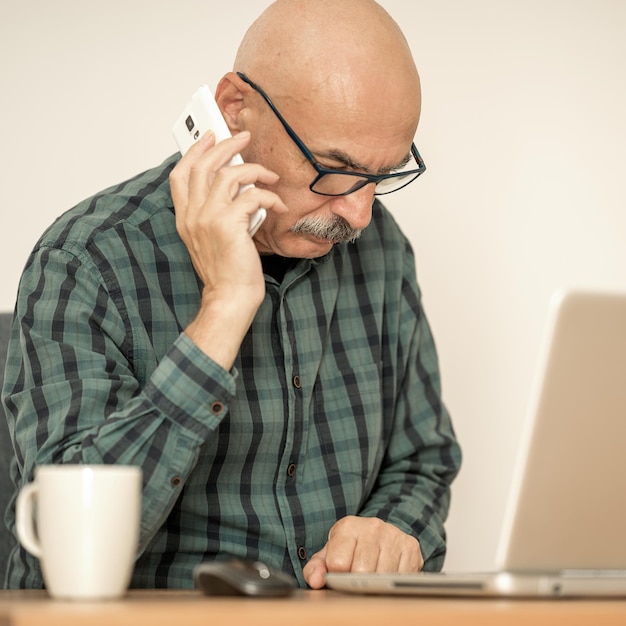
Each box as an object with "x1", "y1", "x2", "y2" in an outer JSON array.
[{"x1": 169, "y1": 130, "x2": 287, "y2": 370}]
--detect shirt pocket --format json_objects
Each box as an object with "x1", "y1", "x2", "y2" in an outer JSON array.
[{"x1": 312, "y1": 360, "x2": 385, "y2": 482}]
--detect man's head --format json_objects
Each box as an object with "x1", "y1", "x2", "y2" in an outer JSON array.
[{"x1": 215, "y1": 0, "x2": 422, "y2": 259}]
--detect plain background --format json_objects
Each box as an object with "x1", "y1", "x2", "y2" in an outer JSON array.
[{"x1": 1, "y1": 1, "x2": 625, "y2": 572}]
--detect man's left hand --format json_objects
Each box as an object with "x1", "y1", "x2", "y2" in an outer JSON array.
[{"x1": 302, "y1": 516, "x2": 424, "y2": 590}]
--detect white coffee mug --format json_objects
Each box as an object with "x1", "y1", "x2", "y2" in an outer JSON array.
[{"x1": 16, "y1": 464, "x2": 142, "y2": 600}]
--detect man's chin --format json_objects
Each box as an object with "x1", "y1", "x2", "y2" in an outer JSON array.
[
  {"x1": 256, "y1": 229, "x2": 359, "y2": 259},
  {"x1": 292, "y1": 237, "x2": 336, "y2": 259},
  {"x1": 275, "y1": 234, "x2": 336, "y2": 260},
  {"x1": 292, "y1": 230, "x2": 361, "y2": 254}
]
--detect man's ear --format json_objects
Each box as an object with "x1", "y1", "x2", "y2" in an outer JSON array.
[{"x1": 215, "y1": 72, "x2": 246, "y2": 134}]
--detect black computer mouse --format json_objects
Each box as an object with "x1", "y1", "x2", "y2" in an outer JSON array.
[{"x1": 194, "y1": 558, "x2": 297, "y2": 597}]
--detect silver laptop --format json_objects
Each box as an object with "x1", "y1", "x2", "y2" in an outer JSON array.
[{"x1": 327, "y1": 289, "x2": 626, "y2": 597}]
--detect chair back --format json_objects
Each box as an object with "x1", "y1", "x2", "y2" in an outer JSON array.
[{"x1": 0, "y1": 312, "x2": 16, "y2": 586}]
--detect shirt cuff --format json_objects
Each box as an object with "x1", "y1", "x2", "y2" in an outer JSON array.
[{"x1": 142, "y1": 332, "x2": 238, "y2": 439}]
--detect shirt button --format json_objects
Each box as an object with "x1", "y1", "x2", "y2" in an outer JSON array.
[
  {"x1": 171, "y1": 476, "x2": 182, "y2": 487},
  {"x1": 287, "y1": 463, "x2": 297, "y2": 477},
  {"x1": 297, "y1": 546, "x2": 307, "y2": 560},
  {"x1": 292, "y1": 375, "x2": 301, "y2": 389},
  {"x1": 210, "y1": 401, "x2": 224, "y2": 415}
]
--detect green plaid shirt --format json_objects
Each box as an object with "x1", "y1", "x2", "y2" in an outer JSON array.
[{"x1": 3, "y1": 155, "x2": 461, "y2": 589}]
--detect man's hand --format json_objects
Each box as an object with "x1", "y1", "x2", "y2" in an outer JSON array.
[
  {"x1": 302, "y1": 516, "x2": 424, "y2": 590},
  {"x1": 169, "y1": 130, "x2": 287, "y2": 370}
]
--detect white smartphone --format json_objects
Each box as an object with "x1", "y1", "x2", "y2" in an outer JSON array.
[{"x1": 172, "y1": 85, "x2": 266, "y2": 237}]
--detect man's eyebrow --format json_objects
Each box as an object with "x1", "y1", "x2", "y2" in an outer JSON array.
[
  {"x1": 393, "y1": 152, "x2": 413, "y2": 171},
  {"x1": 314, "y1": 149, "x2": 368, "y2": 171},
  {"x1": 314, "y1": 148, "x2": 412, "y2": 175}
]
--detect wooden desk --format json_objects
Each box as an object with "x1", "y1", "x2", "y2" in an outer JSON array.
[{"x1": 1, "y1": 589, "x2": 626, "y2": 626}]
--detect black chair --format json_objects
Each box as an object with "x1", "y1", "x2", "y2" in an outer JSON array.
[{"x1": 0, "y1": 312, "x2": 16, "y2": 587}]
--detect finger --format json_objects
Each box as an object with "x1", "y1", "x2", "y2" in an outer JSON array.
[
  {"x1": 169, "y1": 132, "x2": 216, "y2": 227},
  {"x1": 346, "y1": 537, "x2": 381, "y2": 573},
  {"x1": 208, "y1": 163, "x2": 281, "y2": 204},
  {"x1": 185, "y1": 132, "x2": 252, "y2": 212},
  {"x1": 325, "y1": 516, "x2": 381, "y2": 573},
  {"x1": 175, "y1": 152, "x2": 285, "y2": 246},
  {"x1": 324, "y1": 527, "x2": 358, "y2": 573},
  {"x1": 302, "y1": 547, "x2": 328, "y2": 590},
  {"x1": 234, "y1": 184, "x2": 288, "y2": 215},
  {"x1": 398, "y1": 539, "x2": 424, "y2": 573},
  {"x1": 371, "y1": 529, "x2": 421, "y2": 573},
  {"x1": 370, "y1": 544, "x2": 399, "y2": 573},
  {"x1": 184, "y1": 150, "x2": 283, "y2": 235}
]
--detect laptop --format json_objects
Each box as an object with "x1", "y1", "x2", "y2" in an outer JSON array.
[{"x1": 326, "y1": 289, "x2": 626, "y2": 597}]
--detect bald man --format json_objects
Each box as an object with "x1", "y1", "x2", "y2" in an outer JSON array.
[{"x1": 3, "y1": 0, "x2": 461, "y2": 590}]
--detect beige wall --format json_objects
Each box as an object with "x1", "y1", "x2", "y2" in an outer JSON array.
[{"x1": 2, "y1": 1, "x2": 625, "y2": 572}]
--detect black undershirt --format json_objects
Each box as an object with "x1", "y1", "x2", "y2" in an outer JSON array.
[{"x1": 261, "y1": 254, "x2": 295, "y2": 283}]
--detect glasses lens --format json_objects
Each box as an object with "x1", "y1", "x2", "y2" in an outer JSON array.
[
  {"x1": 374, "y1": 171, "x2": 421, "y2": 195},
  {"x1": 375, "y1": 149, "x2": 424, "y2": 195},
  {"x1": 311, "y1": 170, "x2": 422, "y2": 196},
  {"x1": 311, "y1": 173, "x2": 371, "y2": 196},
  {"x1": 310, "y1": 147, "x2": 425, "y2": 197}
]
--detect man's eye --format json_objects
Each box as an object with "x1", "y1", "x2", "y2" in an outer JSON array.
[{"x1": 319, "y1": 162, "x2": 349, "y2": 172}]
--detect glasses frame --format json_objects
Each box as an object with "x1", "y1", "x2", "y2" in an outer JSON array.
[{"x1": 236, "y1": 72, "x2": 426, "y2": 197}]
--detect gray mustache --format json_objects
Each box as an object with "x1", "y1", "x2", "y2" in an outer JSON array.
[{"x1": 290, "y1": 215, "x2": 362, "y2": 243}]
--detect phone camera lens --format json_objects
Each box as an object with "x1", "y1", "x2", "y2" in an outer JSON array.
[{"x1": 185, "y1": 115, "x2": 195, "y2": 132}]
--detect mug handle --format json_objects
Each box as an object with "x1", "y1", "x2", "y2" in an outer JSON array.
[{"x1": 15, "y1": 482, "x2": 43, "y2": 558}]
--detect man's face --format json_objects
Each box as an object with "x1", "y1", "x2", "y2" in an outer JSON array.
[{"x1": 241, "y1": 80, "x2": 416, "y2": 259}]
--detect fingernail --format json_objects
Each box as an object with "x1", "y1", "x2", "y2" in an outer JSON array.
[{"x1": 235, "y1": 130, "x2": 251, "y2": 139}]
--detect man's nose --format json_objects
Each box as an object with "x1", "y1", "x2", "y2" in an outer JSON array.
[{"x1": 327, "y1": 183, "x2": 376, "y2": 231}]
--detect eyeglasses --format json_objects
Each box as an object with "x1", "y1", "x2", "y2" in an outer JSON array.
[{"x1": 237, "y1": 72, "x2": 426, "y2": 197}]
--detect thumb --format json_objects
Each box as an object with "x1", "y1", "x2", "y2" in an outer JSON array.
[{"x1": 302, "y1": 546, "x2": 328, "y2": 590}]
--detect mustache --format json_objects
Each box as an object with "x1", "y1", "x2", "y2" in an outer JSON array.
[{"x1": 290, "y1": 215, "x2": 363, "y2": 244}]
